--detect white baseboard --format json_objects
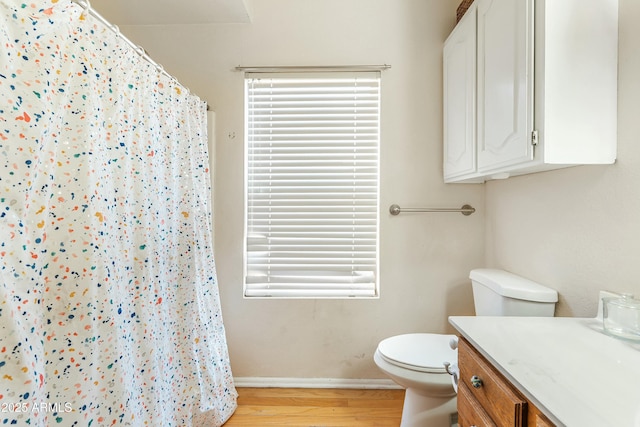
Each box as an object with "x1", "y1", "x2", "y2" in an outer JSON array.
[{"x1": 233, "y1": 377, "x2": 401, "y2": 390}]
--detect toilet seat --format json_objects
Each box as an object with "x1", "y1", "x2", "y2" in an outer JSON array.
[{"x1": 377, "y1": 333, "x2": 457, "y2": 374}]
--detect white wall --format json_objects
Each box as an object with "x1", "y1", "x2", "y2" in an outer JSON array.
[
  {"x1": 108, "y1": 0, "x2": 638, "y2": 380},
  {"x1": 485, "y1": 0, "x2": 640, "y2": 318},
  {"x1": 119, "y1": 0, "x2": 485, "y2": 380}
]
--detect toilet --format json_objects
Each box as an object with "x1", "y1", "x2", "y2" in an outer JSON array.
[{"x1": 374, "y1": 268, "x2": 558, "y2": 427}]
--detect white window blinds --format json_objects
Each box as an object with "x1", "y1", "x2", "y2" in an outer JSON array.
[{"x1": 244, "y1": 72, "x2": 380, "y2": 298}]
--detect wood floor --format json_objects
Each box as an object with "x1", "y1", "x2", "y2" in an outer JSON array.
[{"x1": 224, "y1": 387, "x2": 405, "y2": 426}]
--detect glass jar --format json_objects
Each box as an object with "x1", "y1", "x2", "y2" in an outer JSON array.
[{"x1": 603, "y1": 293, "x2": 640, "y2": 341}]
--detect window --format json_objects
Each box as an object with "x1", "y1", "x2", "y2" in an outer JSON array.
[{"x1": 243, "y1": 72, "x2": 380, "y2": 298}]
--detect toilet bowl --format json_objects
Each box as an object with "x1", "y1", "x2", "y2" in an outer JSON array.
[
  {"x1": 374, "y1": 333, "x2": 458, "y2": 427},
  {"x1": 374, "y1": 269, "x2": 559, "y2": 427}
]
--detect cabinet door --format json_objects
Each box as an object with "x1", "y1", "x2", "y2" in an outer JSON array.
[
  {"x1": 476, "y1": 0, "x2": 534, "y2": 172},
  {"x1": 443, "y1": 5, "x2": 476, "y2": 181},
  {"x1": 459, "y1": 338, "x2": 527, "y2": 426},
  {"x1": 458, "y1": 383, "x2": 497, "y2": 427}
]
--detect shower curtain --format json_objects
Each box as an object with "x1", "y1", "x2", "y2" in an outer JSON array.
[{"x1": 0, "y1": 1, "x2": 237, "y2": 425}]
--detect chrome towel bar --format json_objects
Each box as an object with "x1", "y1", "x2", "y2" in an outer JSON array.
[{"x1": 389, "y1": 204, "x2": 476, "y2": 216}]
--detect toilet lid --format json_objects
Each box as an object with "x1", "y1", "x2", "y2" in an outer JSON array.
[{"x1": 377, "y1": 333, "x2": 457, "y2": 373}]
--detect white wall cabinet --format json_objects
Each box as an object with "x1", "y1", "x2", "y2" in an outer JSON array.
[
  {"x1": 443, "y1": 2, "x2": 476, "y2": 180},
  {"x1": 443, "y1": 0, "x2": 618, "y2": 184}
]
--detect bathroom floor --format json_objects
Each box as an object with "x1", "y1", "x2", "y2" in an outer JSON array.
[{"x1": 224, "y1": 387, "x2": 405, "y2": 426}]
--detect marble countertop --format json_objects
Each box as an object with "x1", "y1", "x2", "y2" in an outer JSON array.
[{"x1": 449, "y1": 316, "x2": 640, "y2": 427}]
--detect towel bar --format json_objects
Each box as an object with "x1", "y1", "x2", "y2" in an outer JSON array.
[{"x1": 389, "y1": 204, "x2": 475, "y2": 216}]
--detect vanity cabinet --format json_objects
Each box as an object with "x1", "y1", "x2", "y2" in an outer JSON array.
[
  {"x1": 458, "y1": 337, "x2": 554, "y2": 427},
  {"x1": 443, "y1": 0, "x2": 618, "y2": 183}
]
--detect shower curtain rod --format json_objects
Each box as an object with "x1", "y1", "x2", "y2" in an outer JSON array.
[{"x1": 71, "y1": 0, "x2": 209, "y2": 109}]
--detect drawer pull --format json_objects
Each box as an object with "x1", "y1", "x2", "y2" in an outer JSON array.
[{"x1": 470, "y1": 375, "x2": 483, "y2": 388}]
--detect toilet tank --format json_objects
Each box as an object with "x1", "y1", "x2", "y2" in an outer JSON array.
[{"x1": 470, "y1": 269, "x2": 558, "y2": 317}]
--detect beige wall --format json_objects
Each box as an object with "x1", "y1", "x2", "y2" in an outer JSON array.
[
  {"x1": 116, "y1": 0, "x2": 638, "y2": 381},
  {"x1": 119, "y1": 0, "x2": 485, "y2": 380},
  {"x1": 485, "y1": 0, "x2": 639, "y2": 318}
]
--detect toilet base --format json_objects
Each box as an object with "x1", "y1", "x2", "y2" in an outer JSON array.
[{"x1": 400, "y1": 388, "x2": 457, "y2": 427}]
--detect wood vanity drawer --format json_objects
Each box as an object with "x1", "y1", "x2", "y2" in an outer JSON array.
[
  {"x1": 458, "y1": 382, "x2": 497, "y2": 427},
  {"x1": 458, "y1": 338, "x2": 527, "y2": 426},
  {"x1": 529, "y1": 405, "x2": 555, "y2": 427}
]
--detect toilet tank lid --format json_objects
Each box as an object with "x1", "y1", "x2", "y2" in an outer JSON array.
[{"x1": 470, "y1": 269, "x2": 558, "y2": 303}]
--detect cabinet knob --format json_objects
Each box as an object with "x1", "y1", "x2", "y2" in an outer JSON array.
[{"x1": 470, "y1": 375, "x2": 483, "y2": 388}]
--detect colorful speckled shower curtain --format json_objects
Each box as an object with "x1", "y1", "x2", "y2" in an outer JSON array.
[{"x1": 0, "y1": 1, "x2": 237, "y2": 425}]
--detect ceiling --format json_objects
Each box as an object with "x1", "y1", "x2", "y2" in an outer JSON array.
[{"x1": 89, "y1": 0, "x2": 252, "y2": 25}]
